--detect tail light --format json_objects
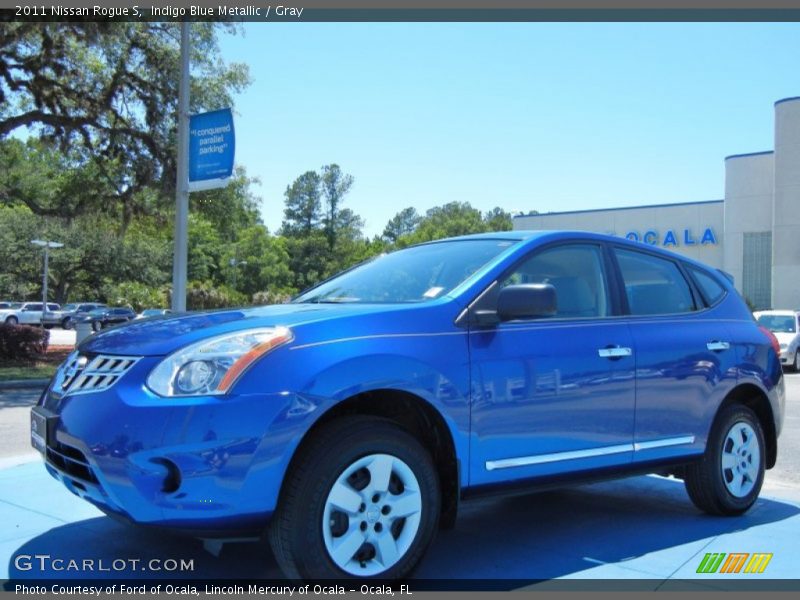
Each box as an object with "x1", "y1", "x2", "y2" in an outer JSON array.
[{"x1": 758, "y1": 325, "x2": 781, "y2": 357}]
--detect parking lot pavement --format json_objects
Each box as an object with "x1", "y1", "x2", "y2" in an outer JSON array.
[
  {"x1": 47, "y1": 328, "x2": 76, "y2": 347},
  {"x1": 1, "y1": 375, "x2": 799, "y2": 587}
]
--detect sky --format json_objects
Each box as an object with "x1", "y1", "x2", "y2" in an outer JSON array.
[{"x1": 218, "y1": 22, "x2": 800, "y2": 237}]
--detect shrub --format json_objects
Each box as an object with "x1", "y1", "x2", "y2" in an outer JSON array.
[{"x1": 0, "y1": 324, "x2": 50, "y2": 361}]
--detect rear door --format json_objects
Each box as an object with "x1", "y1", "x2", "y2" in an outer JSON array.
[
  {"x1": 469, "y1": 242, "x2": 637, "y2": 486},
  {"x1": 611, "y1": 247, "x2": 738, "y2": 463}
]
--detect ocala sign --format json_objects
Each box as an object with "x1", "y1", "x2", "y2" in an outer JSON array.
[{"x1": 624, "y1": 228, "x2": 717, "y2": 247}]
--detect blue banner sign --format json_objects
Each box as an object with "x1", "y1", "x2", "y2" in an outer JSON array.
[{"x1": 188, "y1": 108, "x2": 235, "y2": 191}]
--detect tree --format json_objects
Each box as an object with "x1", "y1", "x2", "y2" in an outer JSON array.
[
  {"x1": 321, "y1": 164, "x2": 354, "y2": 250},
  {"x1": 222, "y1": 225, "x2": 292, "y2": 297},
  {"x1": 484, "y1": 207, "x2": 513, "y2": 232},
  {"x1": 401, "y1": 202, "x2": 486, "y2": 245},
  {"x1": 0, "y1": 23, "x2": 249, "y2": 229},
  {"x1": 382, "y1": 207, "x2": 420, "y2": 243},
  {"x1": 280, "y1": 171, "x2": 322, "y2": 237}
]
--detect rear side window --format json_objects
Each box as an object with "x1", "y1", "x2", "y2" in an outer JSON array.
[
  {"x1": 689, "y1": 267, "x2": 726, "y2": 306},
  {"x1": 501, "y1": 244, "x2": 609, "y2": 318},
  {"x1": 615, "y1": 248, "x2": 696, "y2": 315}
]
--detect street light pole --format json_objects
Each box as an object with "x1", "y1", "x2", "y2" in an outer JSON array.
[
  {"x1": 172, "y1": 21, "x2": 191, "y2": 312},
  {"x1": 31, "y1": 239, "x2": 64, "y2": 325},
  {"x1": 229, "y1": 258, "x2": 248, "y2": 291}
]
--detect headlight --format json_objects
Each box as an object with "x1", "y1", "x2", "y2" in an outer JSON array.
[{"x1": 146, "y1": 327, "x2": 293, "y2": 397}]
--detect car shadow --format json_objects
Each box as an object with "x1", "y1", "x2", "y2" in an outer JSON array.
[{"x1": 5, "y1": 475, "x2": 799, "y2": 584}]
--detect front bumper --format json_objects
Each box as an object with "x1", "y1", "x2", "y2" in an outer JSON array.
[{"x1": 35, "y1": 357, "x2": 317, "y2": 535}]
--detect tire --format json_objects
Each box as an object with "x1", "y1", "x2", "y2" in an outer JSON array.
[
  {"x1": 684, "y1": 404, "x2": 765, "y2": 516},
  {"x1": 92, "y1": 321, "x2": 101, "y2": 332},
  {"x1": 793, "y1": 351, "x2": 800, "y2": 373},
  {"x1": 62, "y1": 317, "x2": 72, "y2": 330},
  {"x1": 269, "y1": 416, "x2": 440, "y2": 580},
  {"x1": 5, "y1": 316, "x2": 18, "y2": 325}
]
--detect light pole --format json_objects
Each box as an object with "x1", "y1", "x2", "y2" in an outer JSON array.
[
  {"x1": 31, "y1": 239, "x2": 64, "y2": 325},
  {"x1": 172, "y1": 21, "x2": 191, "y2": 312},
  {"x1": 229, "y1": 258, "x2": 247, "y2": 291}
]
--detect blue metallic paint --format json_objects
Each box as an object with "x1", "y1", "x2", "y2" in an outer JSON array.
[{"x1": 36, "y1": 231, "x2": 785, "y2": 534}]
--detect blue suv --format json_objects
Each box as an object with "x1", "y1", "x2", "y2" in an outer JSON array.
[{"x1": 32, "y1": 231, "x2": 784, "y2": 580}]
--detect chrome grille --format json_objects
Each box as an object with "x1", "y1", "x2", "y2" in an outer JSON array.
[{"x1": 57, "y1": 352, "x2": 140, "y2": 396}]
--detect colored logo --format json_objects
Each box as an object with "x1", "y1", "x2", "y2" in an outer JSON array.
[{"x1": 696, "y1": 552, "x2": 772, "y2": 574}]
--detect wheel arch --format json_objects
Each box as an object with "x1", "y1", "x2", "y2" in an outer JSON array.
[
  {"x1": 718, "y1": 383, "x2": 777, "y2": 469},
  {"x1": 279, "y1": 388, "x2": 461, "y2": 529}
]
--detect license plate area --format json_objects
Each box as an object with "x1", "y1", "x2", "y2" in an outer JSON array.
[{"x1": 30, "y1": 407, "x2": 56, "y2": 455}]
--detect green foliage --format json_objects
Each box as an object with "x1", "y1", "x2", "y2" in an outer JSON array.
[
  {"x1": 103, "y1": 282, "x2": 168, "y2": 312},
  {"x1": 382, "y1": 207, "x2": 421, "y2": 243},
  {"x1": 186, "y1": 281, "x2": 247, "y2": 311},
  {"x1": 397, "y1": 202, "x2": 512, "y2": 247}
]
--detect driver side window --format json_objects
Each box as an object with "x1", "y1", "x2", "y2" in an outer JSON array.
[{"x1": 501, "y1": 244, "x2": 609, "y2": 318}]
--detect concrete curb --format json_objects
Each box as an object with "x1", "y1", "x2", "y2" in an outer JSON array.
[{"x1": 0, "y1": 378, "x2": 49, "y2": 390}]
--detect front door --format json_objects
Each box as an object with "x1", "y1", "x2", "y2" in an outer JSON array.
[{"x1": 468, "y1": 243, "x2": 636, "y2": 487}]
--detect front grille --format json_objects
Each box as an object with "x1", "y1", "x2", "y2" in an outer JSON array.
[
  {"x1": 46, "y1": 439, "x2": 98, "y2": 484},
  {"x1": 58, "y1": 353, "x2": 140, "y2": 396}
]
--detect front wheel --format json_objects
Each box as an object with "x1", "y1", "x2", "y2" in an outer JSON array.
[
  {"x1": 269, "y1": 416, "x2": 440, "y2": 580},
  {"x1": 793, "y1": 350, "x2": 800, "y2": 372},
  {"x1": 684, "y1": 404, "x2": 765, "y2": 515},
  {"x1": 5, "y1": 316, "x2": 18, "y2": 325}
]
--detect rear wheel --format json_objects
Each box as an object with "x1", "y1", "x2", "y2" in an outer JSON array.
[
  {"x1": 62, "y1": 317, "x2": 73, "y2": 330},
  {"x1": 684, "y1": 404, "x2": 765, "y2": 515},
  {"x1": 5, "y1": 316, "x2": 18, "y2": 325},
  {"x1": 269, "y1": 416, "x2": 440, "y2": 580}
]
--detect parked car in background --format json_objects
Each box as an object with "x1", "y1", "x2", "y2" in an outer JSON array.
[
  {"x1": 43, "y1": 303, "x2": 107, "y2": 329},
  {"x1": 78, "y1": 306, "x2": 136, "y2": 331},
  {"x1": 34, "y1": 231, "x2": 784, "y2": 580},
  {"x1": 0, "y1": 301, "x2": 21, "y2": 310},
  {"x1": 755, "y1": 309, "x2": 800, "y2": 371},
  {"x1": 135, "y1": 308, "x2": 172, "y2": 320},
  {"x1": 0, "y1": 302, "x2": 60, "y2": 325}
]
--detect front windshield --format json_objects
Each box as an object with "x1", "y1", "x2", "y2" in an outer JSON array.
[
  {"x1": 63, "y1": 304, "x2": 77, "y2": 311},
  {"x1": 757, "y1": 314, "x2": 797, "y2": 334},
  {"x1": 293, "y1": 239, "x2": 517, "y2": 304}
]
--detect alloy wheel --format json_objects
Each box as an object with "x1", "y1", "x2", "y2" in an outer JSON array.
[
  {"x1": 720, "y1": 421, "x2": 760, "y2": 498},
  {"x1": 322, "y1": 453, "x2": 422, "y2": 576}
]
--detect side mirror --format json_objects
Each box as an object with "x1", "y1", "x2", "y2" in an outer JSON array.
[{"x1": 497, "y1": 284, "x2": 557, "y2": 321}]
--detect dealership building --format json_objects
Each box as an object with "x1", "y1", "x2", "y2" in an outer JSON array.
[{"x1": 513, "y1": 97, "x2": 800, "y2": 310}]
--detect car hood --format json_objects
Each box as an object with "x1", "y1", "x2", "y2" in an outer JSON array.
[{"x1": 78, "y1": 302, "x2": 451, "y2": 357}]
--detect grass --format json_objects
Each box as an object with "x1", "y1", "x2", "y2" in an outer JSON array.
[{"x1": 0, "y1": 348, "x2": 72, "y2": 381}]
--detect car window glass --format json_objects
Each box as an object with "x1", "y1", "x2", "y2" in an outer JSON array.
[
  {"x1": 27, "y1": 304, "x2": 42, "y2": 311},
  {"x1": 48, "y1": 304, "x2": 59, "y2": 311},
  {"x1": 756, "y1": 314, "x2": 796, "y2": 333},
  {"x1": 689, "y1": 267, "x2": 726, "y2": 306},
  {"x1": 500, "y1": 244, "x2": 609, "y2": 318},
  {"x1": 615, "y1": 249, "x2": 696, "y2": 315}
]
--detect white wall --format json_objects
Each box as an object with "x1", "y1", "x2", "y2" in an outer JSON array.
[
  {"x1": 724, "y1": 151, "x2": 774, "y2": 295},
  {"x1": 773, "y1": 98, "x2": 800, "y2": 309}
]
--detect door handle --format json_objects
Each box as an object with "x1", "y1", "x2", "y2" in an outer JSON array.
[
  {"x1": 598, "y1": 346, "x2": 632, "y2": 358},
  {"x1": 706, "y1": 341, "x2": 731, "y2": 352}
]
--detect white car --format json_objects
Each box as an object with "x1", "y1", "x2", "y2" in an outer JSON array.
[
  {"x1": 754, "y1": 309, "x2": 800, "y2": 371},
  {"x1": 0, "y1": 302, "x2": 61, "y2": 326}
]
